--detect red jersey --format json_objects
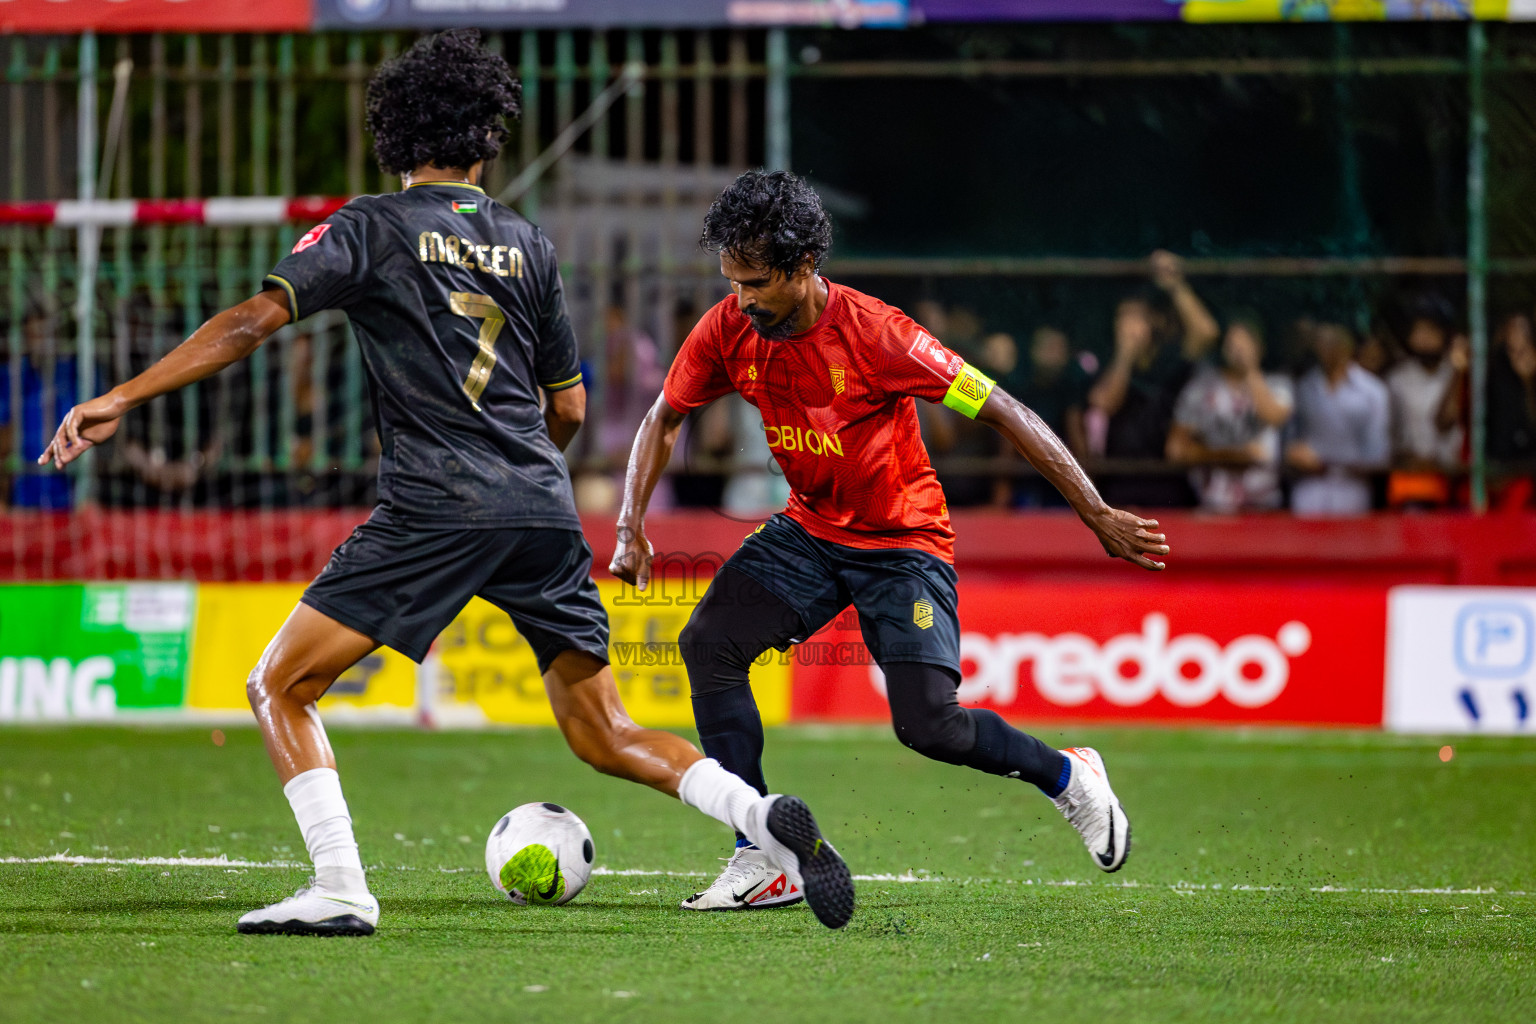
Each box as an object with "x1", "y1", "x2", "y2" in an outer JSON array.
[{"x1": 664, "y1": 280, "x2": 992, "y2": 563}]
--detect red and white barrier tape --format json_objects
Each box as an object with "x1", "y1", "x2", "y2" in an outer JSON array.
[{"x1": 0, "y1": 197, "x2": 350, "y2": 227}]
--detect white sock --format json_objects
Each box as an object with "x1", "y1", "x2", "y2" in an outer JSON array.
[
  {"x1": 284, "y1": 767, "x2": 368, "y2": 895},
  {"x1": 677, "y1": 759, "x2": 799, "y2": 882}
]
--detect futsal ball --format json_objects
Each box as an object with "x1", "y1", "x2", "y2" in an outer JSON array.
[{"x1": 484, "y1": 802, "x2": 595, "y2": 906}]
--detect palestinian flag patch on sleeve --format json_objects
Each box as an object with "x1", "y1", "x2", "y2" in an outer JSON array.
[{"x1": 451, "y1": 199, "x2": 478, "y2": 214}]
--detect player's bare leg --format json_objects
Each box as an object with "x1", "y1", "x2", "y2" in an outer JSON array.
[
  {"x1": 239, "y1": 603, "x2": 381, "y2": 936},
  {"x1": 541, "y1": 649, "x2": 703, "y2": 794},
  {"x1": 247, "y1": 603, "x2": 379, "y2": 784},
  {"x1": 543, "y1": 650, "x2": 854, "y2": 928}
]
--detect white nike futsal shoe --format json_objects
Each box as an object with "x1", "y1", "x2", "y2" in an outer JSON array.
[
  {"x1": 1051, "y1": 747, "x2": 1131, "y2": 873},
  {"x1": 236, "y1": 881, "x2": 379, "y2": 936},
  {"x1": 681, "y1": 845, "x2": 803, "y2": 911}
]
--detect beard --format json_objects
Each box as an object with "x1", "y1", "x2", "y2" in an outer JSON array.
[{"x1": 746, "y1": 304, "x2": 800, "y2": 341}]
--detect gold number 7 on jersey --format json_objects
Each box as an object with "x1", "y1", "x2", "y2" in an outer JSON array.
[{"x1": 449, "y1": 291, "x2": 505, "y2": 411}]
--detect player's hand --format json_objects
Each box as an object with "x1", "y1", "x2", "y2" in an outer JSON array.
[
  {"x1": 1286, "y1": 440, "x2": 1323, "y2": 474},
  {"x1": 1086, "y1": 506, "x2": 1168, "y2": 571},
  {"x1": 1512, "y1": 336, "x2": 1536, "y2": 381},
  {"x1": 1113, "y1": 326, "x2": 1152, "y2": 367},
  {"x1": 1448, "y1": 333, "x2": 1470, "y2": 375},
  {"x1": 609, "y1": 523, "x2": 655, "y2": 591},
  {"x1": 37, "y1": 395, "x2": 125, "y2": 470},
  {"x1": 1149, "y1": 249, "x2": 1185, "y2": 291}
]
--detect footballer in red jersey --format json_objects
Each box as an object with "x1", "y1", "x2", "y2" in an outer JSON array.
[
  {"x1": 664, "y1": 276, "x2": 971, "y2": 562},
  {"x1": 612, "y1": 170, "x2": 1169, "y2": 913}
]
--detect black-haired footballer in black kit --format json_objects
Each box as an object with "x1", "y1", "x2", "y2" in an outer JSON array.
[{"x1": 39, "y1": 29, "x2": 852, "y2": 936}]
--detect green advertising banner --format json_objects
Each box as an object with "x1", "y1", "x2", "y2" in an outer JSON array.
[{"x1": 0, "y1": 584, "x2": 194, "y2": 720}]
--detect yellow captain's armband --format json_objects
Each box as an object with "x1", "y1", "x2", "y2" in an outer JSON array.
[{"x1": 942, "y1": 362, "x2": 995, "y2": 419}]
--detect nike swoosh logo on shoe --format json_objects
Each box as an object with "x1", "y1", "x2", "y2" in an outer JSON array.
[
  {"x1": 1070, "y1": 748, "x2": 1103, "y2": 779},
  {"x1": 325, "y1": 897, "x2": 377, "y2": 913},
  {"x1": 731, "y1": 881, "x2": 766, "y2": 904},
  {"x1": 1096, "y1": 808, "x2": 1117, "y2": 867}
]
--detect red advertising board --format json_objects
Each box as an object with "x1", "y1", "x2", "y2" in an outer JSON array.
[
  {"x1": 790, "y1": 584, "x2": 1386, "y2": 726},
  {"x1": 0, "y1": 0, "x2": 312, "y2": 32}
]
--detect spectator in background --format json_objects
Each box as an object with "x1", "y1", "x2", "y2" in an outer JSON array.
[
  {"x1": 1166, "y1": 315, "x2": 1293, "y2": 513},
  {"x1": 912, "y1": 299, "x2": 949, "y2": 353},
  {"x1": 282, "y1": 330, "x2": 333, "y2": 505},
  {"x1": 1088, "y1": 250, "x2": 1220, "y2": 507},
  {"x1": 670, "y1": 299, "x2": 737, "y2": 509},
  {"x1": 574, "y1": 305, "x2": 665, "y2": 513},
  {"x1": 1356, "y1": 320, "x2": 1397, "y2": 379},
  {"x1": 945, "y1": 306, "x2": 984, "y2": 358},
  {"x1": 0, "y1": 305, "x2": 78, "y2": 509},
  {"x1": 978, "y1": 330, "x2": 1027, "y2": 505},
  {"x1": 1385, "y1": 294, "x2": 1464, "y2": 508},
  {"x1": 107, "y1": 302, "x2": 223, "y2": 507},
  {"x1": 1488, "y1": 311, "x2": 1536, "y2": 508},
  {"x1": 1008, "y1": 325, "x2": 1092, "y2": 453},
  {"x1": 596, "y1": 305, "x2": 665, "y2": 470},
  {"x1": 1004, "y1": 325, "x2": 1094, "y2": 507},
  {"x1": 270, "y1": 328, "x2": 377, "y2": 507},
  {"x1": 1286, "y1": 321, "x2": 1390, "y2": 516},
  {"x1": 921, "y1": 322, "x2": 1015, "y2": 507}
]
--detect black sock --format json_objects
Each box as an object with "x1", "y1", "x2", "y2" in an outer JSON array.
[
  {"x1": 968, "y1": 709, "x2": 1071, "y2": 796},
  {"x1": 884, "y1": 661, "x2": 1070, "y2": 795}
]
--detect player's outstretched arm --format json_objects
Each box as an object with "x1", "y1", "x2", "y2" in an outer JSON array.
[
  {"x1": 609, "y1": 394, "x2": 687, "y2": 590},
  {"x1": 976, "y1": 388, "x2": 1170, "y2": 571},
  {"x1": 37, "y1": 289, "x2": 291, "y2": 471}
]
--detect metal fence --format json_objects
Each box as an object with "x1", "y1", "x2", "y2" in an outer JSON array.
[
  {"x1": 2, "y1": 29, "x2": 769, "y2": 515},
  {"x1": 3, "y1": 24, "x2": 1534, "y2": 534}
]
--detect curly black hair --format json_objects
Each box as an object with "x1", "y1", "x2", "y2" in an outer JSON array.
[
  {"x1": 365, "y1": 30, "x2": 521, "y2": 176},
  {"x1": 700, "y1": 170, "x2": 832, "y2": 276}
]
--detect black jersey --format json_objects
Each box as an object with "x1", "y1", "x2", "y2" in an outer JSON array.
[{"x1": 264, "y1": 181, "x2": 582, "y2": 528}]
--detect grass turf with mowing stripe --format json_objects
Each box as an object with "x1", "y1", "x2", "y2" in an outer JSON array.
[{"x1": 1, "y1": 726, "x2": 1531, "y2": 1022}]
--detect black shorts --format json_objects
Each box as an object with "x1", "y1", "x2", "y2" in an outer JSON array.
[
  {"x1": 723, "y1": 513, "x2": 960, "y2": 671},
  {"x1": 302, "y1": 512, "x2": 610, "y2": 672}
]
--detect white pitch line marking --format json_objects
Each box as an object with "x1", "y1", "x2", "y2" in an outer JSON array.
[
  {"x1": 2, "y1": 854, "x2": 308, "y2": 869},
  {"x1": 0, "y1": 856, "x2": 1528, "y2": 897}
]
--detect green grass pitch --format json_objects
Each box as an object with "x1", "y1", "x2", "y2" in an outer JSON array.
[{"x1": 1, "y1": 725, "x2": 1532, "y2": 1022}]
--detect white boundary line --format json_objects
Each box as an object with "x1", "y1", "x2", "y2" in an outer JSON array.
[{"x1": 0, "y1": 855, "x2": 1529, "y2": 896}]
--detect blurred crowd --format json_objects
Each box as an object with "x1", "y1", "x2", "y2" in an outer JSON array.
[
  {"x1": 578, "y1": 252, "x2": 1536, "y2": 517},
  {"x1": 900, "y1": 253, "x2": 1536, "y2": 516},
  {"x1": 5, "y1": 257, "x2": 1535, "y2": 517},
  {"x1": 1, "y1": 300, "x2": 378, "y2": 511},
  {"x1": 920, "y1": 253, "x2": 1536, "y2": 515}
]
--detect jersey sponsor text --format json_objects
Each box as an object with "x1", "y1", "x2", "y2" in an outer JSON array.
[{"x1": 764, "y1": 422, "x2": 843, "y2": 457}]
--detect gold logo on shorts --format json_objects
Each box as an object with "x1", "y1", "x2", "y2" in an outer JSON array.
[
  {"x1": 830, "y1": 365, "x2": 846, "y2": 395},
  {"x1": 913, "y1": 600, "x2": 934, "y2": 630},
  {"x1": 747, "y1": 365, "x2": 758, "y2": 381}
]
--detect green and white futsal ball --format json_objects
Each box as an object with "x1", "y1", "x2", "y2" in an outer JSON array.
[{"x1": 485, "y1": 802, "x2": 595, "y2": 906}]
